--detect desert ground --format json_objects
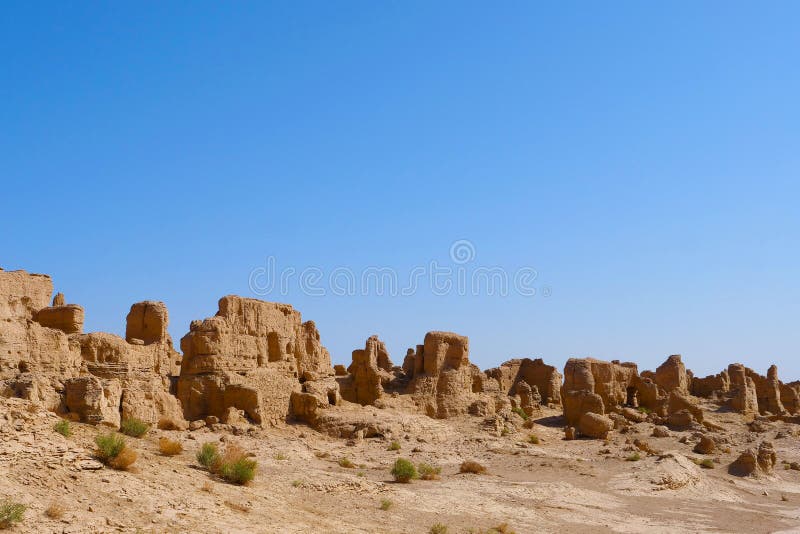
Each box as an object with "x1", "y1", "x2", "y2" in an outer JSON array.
[{"x1": 3, "y1": 396, "x2": 800, "y2": 534}]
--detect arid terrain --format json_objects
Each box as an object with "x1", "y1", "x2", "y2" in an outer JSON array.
[{"x1": 2, "y1": 267, "x2": 800, "y2": 533}]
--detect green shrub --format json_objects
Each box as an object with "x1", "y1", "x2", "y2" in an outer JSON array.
[
  {"x1": 626, "y1": 452, "x2": 641, "y2": 462},
  {"x1": 387, "y1": 440, "x2": 401, "y2": 451},
  {"x1": 429, "y1": 523, "x2": 448, "y2": 534},
  {"x1": 637, "y1": 406, "x2": 652, "y2": 414},
  {"x1": 391, "y1": 458, "x2": 418, "y2": 483},
  {"x1": 512, "y1": 407, "x2": 529, "y2": 421},
  {"x1": 95, "y1": 433, "x2": 126, "y2": 463},
  {"x1": 197, "y1": 442, "x2": 220, "y2": 469},
  {"x1": 528, "y1": 434, "x2": 540, "y2": 445},
  {"x1": 120, "y1": 418, "x2": 150, "y2": 438},
  {"x1": 219, "y1": 456, "x2": 257, "y2": 485},
  {"x1": 338, "y1": 457, "x2": 355, "y2": 468},
  {"x1": 0, "y1": 501, "x2": 25, "y2": 529},
  {"x1": 699, "y1": 458, "x2": 714, "y2": 469},
  {"x1": 418, "y1": 462, "x2": 442, "y2": 480},
  {"x1": 54, "y1": 419, "x2": 71, "y2": 438},
  {"x1": 380, "y1": 499, "x2": 393, "y2": 511}
]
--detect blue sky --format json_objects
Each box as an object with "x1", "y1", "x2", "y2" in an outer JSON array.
[{"x1": 2, "y1": 2, "x2": 799, "y2": 378}]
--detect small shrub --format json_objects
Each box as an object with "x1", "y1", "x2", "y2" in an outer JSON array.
[
  {"x1": 292, "y1": 480, "x2": 302, "y2": 488},
  {"x1": 429, "y1": 523, "x2": 448, "y2": 534},
  {"x1": 699, "y1": 458, "x2": 714, "y2": 469},
  {"x1": 157, "y1": 417, "x2": 182, "y2": 430},
  {"x1": 357, "y1": 471, "x2": 365, "y2": 477},
  {"x1": 213, "y1": 444, "x2": 257, "y2": 485},
  {"x1": 197, "y1": 442, "x2": 220, "y2": 469},
  {"x1": 387, "y1": 441, "x2": 401, "y2": 451},
  {"x1": 54, "y1": 419, "x2": 71, "y2": 438},
  {"x1": 418, "y1": 462, "x2": 442, "y2": 480},
  {"x1": 120, "y1": 418, "x2": 150, "y2": 438},
  {"x1": 488, "y1": 523, "x2": 516, "y2": 534},
  {"x1": 0, "y1": 500, "x2": 25, "y2": 529},
  {"x1": 44, "y1": 502, "x2": 65, "y2": 520},
  {"x1": 528, "y1": 434, "x2": 540, "y2": 445},
  {"x1": 219, "y1": 456, "x2": 257, "y2": 485},
  {"x1": 391, "y1": 458, "x2": 418, "y2": 483},
  {"x1": 314, "y1": 451, "x2": 330, "y2": 459},
  {"x1": 159, "y1": 437, "x2": 183, "y2": 456},
  {"x1": 500, "y1": 426, "x2": 510, "y2": 436},
  {"x1": 380, "y1": 499, "x2": 393, "y2": 511},
  {"x1": 274, "y1": 452, "x2": 287, "y2": 461},
  {"x1": 338, "y1": 457, "x2": 355, "y2": 469},
  {"x1": 637, "y1": 406, "x2": 652, "y2": 414},
  {"x1": 459, "y1": 460, "x2": 486, "y2": 474},
  {"x1": 512, "y1": 407, "x2": 529, "y2": 421},
  {"x1": 109, "y1": 447, "x2": 138, "y2": 470},
  {"x1": 626, "y1": 452, "x2": 641, "y2": 462},
  {"x1": 95, "y1": 433, "x2": 126, "y2": 463}
]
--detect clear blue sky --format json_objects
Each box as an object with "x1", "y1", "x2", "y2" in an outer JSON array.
[{"x1": 2, "y1": 2, "x2": 799, "y2": 378}]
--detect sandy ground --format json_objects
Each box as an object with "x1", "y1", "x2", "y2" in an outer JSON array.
[{"x1": 2, "y1": 397, "x2": 800, "y2": 534}]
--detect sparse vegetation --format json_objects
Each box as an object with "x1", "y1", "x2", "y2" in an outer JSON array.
[
  {"x1": 44, "y1": 502, "x2": 65, "y2": 520},
  {"x1": 391, "y1": 458, "x2": 418, "y2": 483},
  {"x1": 380, "y1": 499, "x2": 393, "y2": 511},
  {"x1": 528, "y1": 434, "x2": 540, "y2": 444},
  {"x1": 274, "y1": 452, "x2": 287, "y2": 461},
  {"x1": 0, "y1": 500, "x2": 25, "y2": 529},
  {"x1": 159, "y1": 437, "x2": 183, "y2": 456},
  {"x1": 157, "y1": 417, "x2": 182, "y2": 430},
  {"x1": 120, "y1": 418, "x2": 150, "y2": 438},
  {"x1": 224, "y1": 500, "x2": 251, "y2": 513},
  {"x1": 314, "y1": 451, "x2": 330, "y2": 459},
  {"x1": 215, "y1": 445, "x2": 257, "y2": 485},
  {"x1": 500, "y1": 426, "x2": 510, "y2": 436},
  {"x1": 109, "y1": 446, "x2": 138, "y2": 470},
  {"x1": 95, "y1": 432, "x2": 137, "y2": 470},
  {"x1": 387, "y1": 440, "x2": 401, "y2": 451},
  {"x1": 197, "y1": 442, "x2": 220, "y2": 469},
  {"x1": 292, "y1": 480, "x2": 302, "y2": 487},
  {"x1": 512, "y1": 407, "x2": 529, "y2": 421},
  {"x1": 637, "y1": 406, "x2": 652, "y2": 414},
  {"x1": 692, "y1": 457, "x2": 715, "y2": 469},
  {"x1": 418, "y1": 462, "x2": 442, "y2": 480},
  {"x1": 338, "y1": 457, "x2": 355, "y2": 469},
  {"x1": 429, "y1": 523, "x2": 448, "y2": 534},
  {"x1": 626, "y1": 452, "x2": 642, "y2": 462},
  {"x1": 488, "y1": 523, "x2": 516, "y2": 534},
  {"x1": 459, "y1": 460, "x2": 486, "y2": 474},
  {"x1": 54, "y1": 419, "x2": 71, "y2": 438}
]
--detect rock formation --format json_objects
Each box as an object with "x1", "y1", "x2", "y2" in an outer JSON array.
[
  {"x1": 177, "y1": 296, "x2": 335, "y2": 426},
  {"x1": 729, "y1": 441, "x2": 777, "y2": 476},
  {"x1": 405, "y1": 331, "x2": 484, "y2": 418},
  {"x1": 485, "y1": 358, "x2": 562, "y2": 406},
  {"x1": 338, "y1": 335, "x2": 394, "y2": 405},
  {"x1": 654, "y1": 354, "x2": 688, "y2": 393}
]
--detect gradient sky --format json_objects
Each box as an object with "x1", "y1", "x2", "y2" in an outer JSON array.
[{"x1": 2, "y1": 2, "x2": 799, "y2": 378}]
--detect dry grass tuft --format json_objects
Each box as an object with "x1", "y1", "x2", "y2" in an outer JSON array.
[
  {"x1": 338, "y1": 457, "x2": 355, "y2": 469},
  {"x1": 429, "y1": 523, "x2": 448, "y2": 534},
  {"x1": 159, "y1": 437, "x2": 183, "y2": 456},
  {"x1": 380, "y1": 499, "x2": 393, "y2": 511},
  {"x1": 224, "y1": 500, "x2": 251, "y2": 513},
  {"x1": 459, "y1": 460, "x2": 486, "y2": 474},
  {"x1": 157, "y1": 417, "x2": 182, "y2": 430},
  {"x1": 44, "y1": 502, "x2": 65, "y2": 520},
  {"x1": 109, "y1": 447, "x2": 138, "y2": 470}
]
